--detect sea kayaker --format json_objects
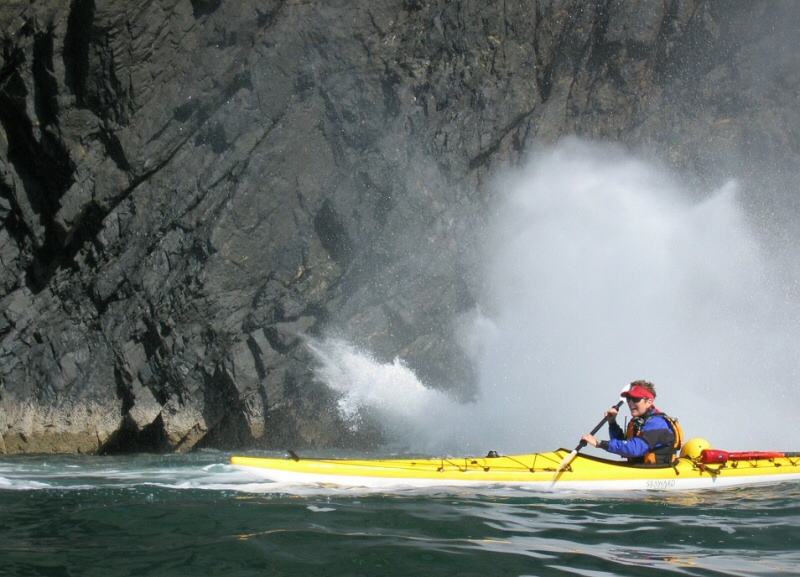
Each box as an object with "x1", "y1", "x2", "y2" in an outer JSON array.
[{"x1": 581, "y1": 380, "x2": 680, "y2": 464}]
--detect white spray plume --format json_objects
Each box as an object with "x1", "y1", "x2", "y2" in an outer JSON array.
[
  {"x1": 307, "y1": 338, "x2": 474, "y2": 453},
  {"x1": 311, "y1": 140, "x2": 800, "y2": 454}
]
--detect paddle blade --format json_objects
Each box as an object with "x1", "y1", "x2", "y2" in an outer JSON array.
[{"x1": 555, "y1": 449, "x2": 578, "y2": 474}]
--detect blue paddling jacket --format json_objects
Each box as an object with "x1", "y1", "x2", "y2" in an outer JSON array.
[{"x1": 604, "y1": 409, "x2": 677, "y2": 464}]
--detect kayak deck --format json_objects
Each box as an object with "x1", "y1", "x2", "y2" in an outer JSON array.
[{"x1": 230, "y1": 449, "x2": 800, "y2": 491}]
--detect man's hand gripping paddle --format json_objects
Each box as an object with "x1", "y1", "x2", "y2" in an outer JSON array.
[{"x1": 552, "y1": 388, "x2": 628, "y2": 483}]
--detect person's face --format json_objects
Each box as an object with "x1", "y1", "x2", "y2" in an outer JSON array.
[{"x1": 627, "y1": 396, "x2": 653, "y2": 417}]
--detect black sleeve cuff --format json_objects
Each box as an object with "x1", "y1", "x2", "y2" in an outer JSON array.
[{"x1": 598, "y1": 440, "x2": 609, "y2": 451}]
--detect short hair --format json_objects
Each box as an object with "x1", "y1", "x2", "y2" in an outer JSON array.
[{"x1": 630, "y1": 380, "x2": 657, "y2": 398}]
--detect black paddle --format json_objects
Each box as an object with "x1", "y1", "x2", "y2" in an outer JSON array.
[{"x1": 553, "y1": 398, "x2": 625, "y2": 480}]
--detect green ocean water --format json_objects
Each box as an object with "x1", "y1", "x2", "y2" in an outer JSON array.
[{"x1": 2, "y1": 451, "x2": 799, "y2": 577}]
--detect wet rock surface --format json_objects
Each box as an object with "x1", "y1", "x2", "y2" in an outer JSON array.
[{"x1": 1, "y1": 1, "x2": 799, "y2": 453}]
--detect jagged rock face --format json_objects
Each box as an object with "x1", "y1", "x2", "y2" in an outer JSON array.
[{"x1": 1, "y1": 1, "x2": 799, "y2": 453}]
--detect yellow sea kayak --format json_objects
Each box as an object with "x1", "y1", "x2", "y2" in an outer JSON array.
[{"x1": 230, "y1": 438, "x2": 800, "y2": 491}]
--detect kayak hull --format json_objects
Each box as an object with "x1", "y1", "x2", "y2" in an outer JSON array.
[{"x1": 230, "y1": 450, "x2": 800, "y2": 492}]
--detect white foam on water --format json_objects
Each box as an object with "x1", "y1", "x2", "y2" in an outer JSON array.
[
  {"x1": 311, "y1": 140, "x2": 800, "y2": 454},
  {"x1": 0, "y1": 454, "x2": 269, "y2": 492}
]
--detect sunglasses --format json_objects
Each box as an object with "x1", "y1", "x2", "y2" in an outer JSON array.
[{"x1": 626, "y1": 396, "x2": 647, "y2": 403}]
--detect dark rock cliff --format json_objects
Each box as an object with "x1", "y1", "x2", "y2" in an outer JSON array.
[{"x1": 1, "y1": 0, "x2": 798, "y2": 453}]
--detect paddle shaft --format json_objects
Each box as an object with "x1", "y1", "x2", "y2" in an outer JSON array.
[
  {"x1": 554, "y1": 399, "x2": 625, "y2": 478},
  {"x1": 573, "y1": 399, "x2": 625, "y2": 452}
]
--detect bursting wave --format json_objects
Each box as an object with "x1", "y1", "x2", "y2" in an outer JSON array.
[{"x1": 310, "y1": 141, "x2": 800, "y2": 455}]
